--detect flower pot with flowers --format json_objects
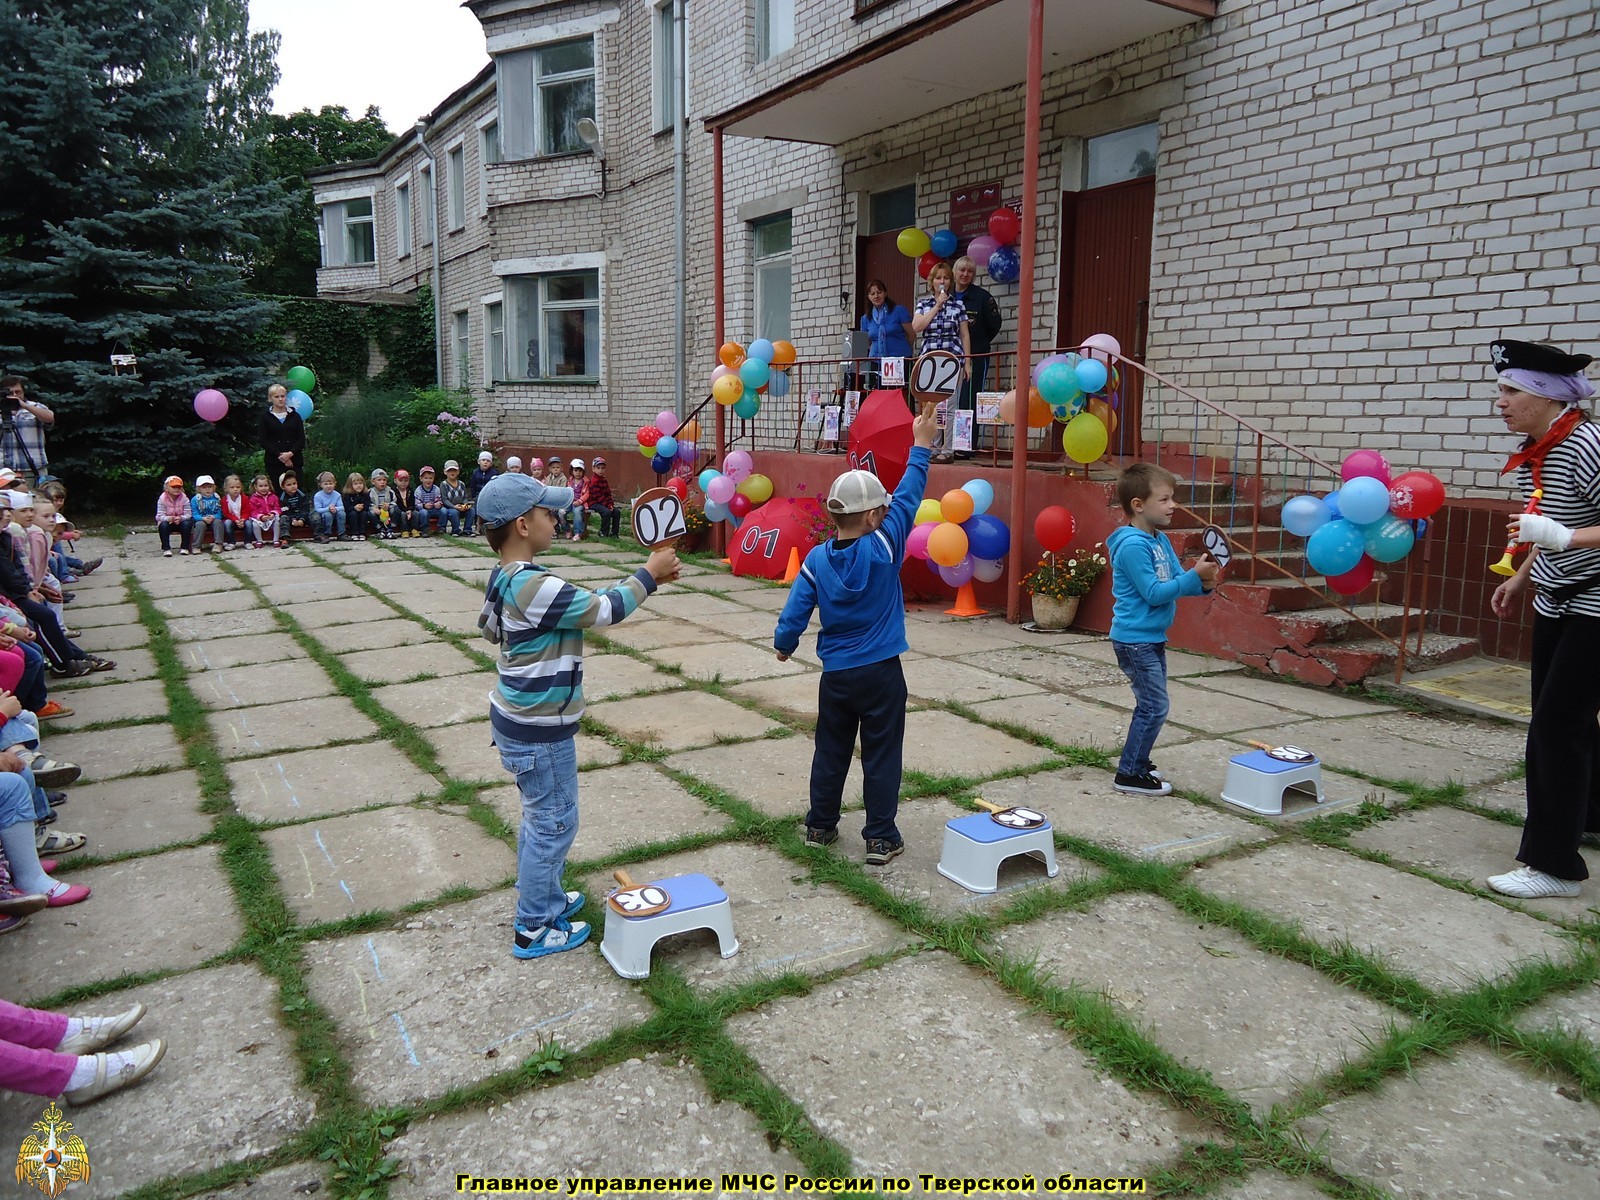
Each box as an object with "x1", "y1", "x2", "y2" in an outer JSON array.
[
  {"x1": 677, "y1": 497, "x2": 711, "y2": 551},
  {"x1": 1022, "y1": 544, "x2": 1108, "y2": 630}
]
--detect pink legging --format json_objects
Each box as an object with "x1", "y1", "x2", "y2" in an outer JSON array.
[
  {"x1": 0, "y1": 999, "x2": 73, "y2": 1096},
  {"x1": 0, "y1": 645, "x2": 23, "y2": 696}
]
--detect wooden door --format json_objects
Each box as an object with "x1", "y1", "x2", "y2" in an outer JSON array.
[
  {"x1": 856, "y1": 231, "x2": 919, "y2": 343},
  {"x1": 1057, "y1": 175, "x2": 1155, "y2": 456}
]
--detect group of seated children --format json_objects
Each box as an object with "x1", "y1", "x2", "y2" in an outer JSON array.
[{"x1": 481, "y1": 452, "x2": 619, "y2": 541}]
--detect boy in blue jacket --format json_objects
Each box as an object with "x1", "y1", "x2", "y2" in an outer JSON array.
[
  {"x1": 774, "y1": 401, "x2": 937, "y2": 865},
  {"x1": 1104, "y1": 462, "x2": 1219, "y2": 796}
]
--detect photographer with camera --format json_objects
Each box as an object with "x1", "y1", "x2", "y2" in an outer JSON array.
[{"x1": 0, "y1": 378, "x2": 53, "y2": 483}]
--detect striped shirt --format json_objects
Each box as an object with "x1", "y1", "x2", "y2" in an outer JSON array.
[
  {"x1": 479, "y1": 561, "x2": 657, "y2": 741},
  {"x1": 1520, "y1": 421, "x2": 1600, "y2": 618}
]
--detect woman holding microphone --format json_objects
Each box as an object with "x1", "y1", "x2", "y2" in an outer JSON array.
[{"x1": 910, "y1": 261, "x2": 971, "y2": 463}]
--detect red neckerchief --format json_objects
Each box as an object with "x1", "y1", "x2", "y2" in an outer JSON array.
[{"x1": 1501, "y1": 406, "x2": 1584, "y2": 490}]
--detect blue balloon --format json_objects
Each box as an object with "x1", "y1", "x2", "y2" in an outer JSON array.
[
  {"x1": 698, "y1": 468, "x2": 719, "y2": 493},
  {"x1": 1036, "y1": 361, "x2": 1082, "y2": 406},
  {"x1": 1413, "y1": 518, "x2": 1429, "y2": 538},
  {"x1": 733, "y1": 394, "x2": 761, "y2": 419},
  {"x1": 987, "y1": 246, "x2": 1021, "y2": 284},
  {"x1": 1074, "y1": 359, "x2": 1109, "y2": 394},
  {"x1": 738, "y1": 357, "x2": 770, "y2": 389},
  {"x1": 768, "y1": 370, "x2": 791, "y2": 398},
  {"x1": 1306, "y1": 519, "x2": 1365, "y2": 577},
  {"x1": 1363, "y1": 514, "x2": 1416, "y2": 563},
  {"x1": 961, "y1": 512, "x2": 1010, "y2": 560},
  {"x1": 655, "y1": 435, "x2": 678, "y2": 460},
  {"x1": 650, "y1": 453, "x2": 673, "y2": 474},
  {"x1": 1323, "y1": 490, "x2": 1343, "y2": 520},
  {"x1": 1339, "y1": 475, "x2": 1391, "y2": 525},
  {"x1": 930, "y1": 229, "x2": 958, "y2": 258},
  {"x1": 747, "y1": 339, "x2": 776, "y2": 364},
  {"x1": 962, "y1": 478, "x2": 995, "y2": 516},
  {"x1": 288, "y1": 389, "x2": 314, "y2": 420},
  {"x1": 1281, "y1": 494, "x2": 1332, "y2": 538},
  {"x1": 704, "y1": 498, "x2": 730, "y2": 523}
]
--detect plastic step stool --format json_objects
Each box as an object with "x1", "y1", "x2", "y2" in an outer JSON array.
[
  {"x1": 600, "y1": 872, "x2": 739, "y2": 980},
  {"x1": 936, "y1": 812, "x2": 1060, "y2": 895},
  {"x1": 1220, "y1": 749, "x2": 1325, "y2": 816}
]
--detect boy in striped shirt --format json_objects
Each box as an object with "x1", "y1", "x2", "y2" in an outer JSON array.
[{"x1": 477, "y1": 473, "x2": 680, "y2": 959}]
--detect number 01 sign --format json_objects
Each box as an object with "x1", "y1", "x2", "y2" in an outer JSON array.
[{"x1": 631, "y1": 487, "x2": 688, "y2": 548}]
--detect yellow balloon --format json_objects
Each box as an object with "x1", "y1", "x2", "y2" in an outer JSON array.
[
  {"x1": 915, "y1": 498, "x2": 943, "y2": 526},
  {"x1": 897, "y1": 227, "x2": 932, "y2": 258},
  {"x1": 1062, "y1": 412, "x2": 1108, "y2": 464},
  {"x1": 736, "y1": 473, "x2": 773, "y2": 503},
  {"x1": 639, "y1": 441, "x2": 656, "y2": 457},
  {"x1": 712, "y1": 374, "x2": 744, "y2": 406}
]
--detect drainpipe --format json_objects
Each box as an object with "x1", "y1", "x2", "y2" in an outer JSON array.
[
  {"x1": 673, "y1": 0, "x2": 688, "y2": 421},
  {"x1": 415, "y1": 118, "x2": 444, "y2": 389}
]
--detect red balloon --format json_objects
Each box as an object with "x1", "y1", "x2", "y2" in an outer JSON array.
[
  {"x1": 1388, "y1": 470, "x2": 1445, "y2": 520},
  {"x1": 666, "y1": 477, "x2": 688, "y2": 499},
  {"x1": 917, "y1": 250, "x2": 942, "y2": 280},
  {"x1": 1034, "y1": 505, "x2": 1075, "y2": 553},
  {"x1": 988, "y1": 207, "x2": 1021, "y2": 246},
  {"x1": 637, "y1": 426, "x2": 662, "y2": 447},
  {"x1": 729, "y1": 493, "x2": 753, "y2": 518},
  {"x1": 1327, "y1": 555, "x2": 1377, "y2": 596}
]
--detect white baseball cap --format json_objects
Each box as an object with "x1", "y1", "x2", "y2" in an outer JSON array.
[
  {"x1": 570, "y1": 458, "x2": 585, "y2": 469},
  {"x1": 826, "y1": 470, "x2": 890, "y2": 514},
  {"x1": 196, "y1": 475, "x2": 215, "y2": 488},
  {"x1": 478, "y1": 450, "x2": 493, "y2": 463}
]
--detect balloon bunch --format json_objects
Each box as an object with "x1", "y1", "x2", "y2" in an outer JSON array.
[
  {"x1": 1025, "y1": 334, "x2": 1125, "y2": 464},
  {"x1": 285, "y1": 364, "x2": 317, "y2": 421},
  {"x1": 696, "y1": 450, "x2": 773, "y2": 525},
  {"x1": 711, "y1": 339, "x2": 796, "y2": 419},
  {"x1": 1281, "y1": 450, "x2": 1447, "y2": 595},
  {"x1": 637, "y1": 411, "x2": 700, "y2": 475},
  {"x1": 967, "y1": 207, "x2": 1022, "y2": 284},
  {"x1": 900, "y1": 228, "x2": 961, "y2": 280},
  {"x1": 905, "y1": 479, "x2": 1011, "y2": 587}
]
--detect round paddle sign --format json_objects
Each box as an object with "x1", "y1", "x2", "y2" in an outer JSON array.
[
  {"x1": 608, "y1": 883, "x2": 671, "y2": 917},
  {"x1": 631, "y1": 486, "x2": 688, "y2": 548},
  {"x1": 991, "y1": 806, "x2": 1047, "y2": 830},
  {"x1": 1202, "y1": 526, "x2": 1232, "y2": 568},
  {"x1": 909, "y1": 351, "x2": 963, "y2": 406}
]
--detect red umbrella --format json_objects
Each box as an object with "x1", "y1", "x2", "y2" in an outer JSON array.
[
  {"x1": 729, "y1": 497, "x2": 826, "y2": 580},
  {"x1": 847, "y1": 389, "x2": 914, "y2": 492}
]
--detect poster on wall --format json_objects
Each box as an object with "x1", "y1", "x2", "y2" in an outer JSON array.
[
  {"x1": 976, "y1": 391, "x2": 1004, "y2": 425},
  {"x1": 823, "y1": 406, "x2": 841, "y2": 441},
  {"x1": 880, "y1": 357, "x2": 905, "y2": 387},
  {"x1": 803, "y1": 391, "x2": 823, "y2": 426},
  {"x1": 843, "y1": 390, "x2": 861, "y2": 425},
  {"x1": 952, "y1": 411, "x2": 973, "y2": 451}
]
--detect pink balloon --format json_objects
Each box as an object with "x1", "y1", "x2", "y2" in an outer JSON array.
[
  {"x1": 656, "y1": 411, "x2": 679, "y2": 437},
  {"x1": 1080, "y1": 333, "x2": 1122, "y2": 357},
  {"x1": 967, "y1": 235, "x2": 1000, "y2": 269},
  {"x1": 193, "y1": 388, "x2": 229, "y2": 423},
  {"x1": 723, "y1": 450, "x2": 754, "y2": 483},
  {"x1": 707, "y1": 475, "x2": 736, "y2": 505},
  {"x1": 906, "y1": 522, "x2": 934, "y2": 561},
  {"x1": 710, "y1": 364, "x2": 735, "y2": 385},
  {"x1": 1341, "y1": 449, "x2": 1391, "y2": 486}
]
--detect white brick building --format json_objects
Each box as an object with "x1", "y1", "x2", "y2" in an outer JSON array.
[{"x1": 311, "y1": 0, "x2": 1599, "y2": 496}]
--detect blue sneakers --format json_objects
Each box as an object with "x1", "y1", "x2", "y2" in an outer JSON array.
[{"x1": 512, "y1": 891, "x2": 590, "y2": 960}]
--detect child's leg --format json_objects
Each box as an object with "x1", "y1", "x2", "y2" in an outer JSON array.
[
  {"x1": 502, "y1": 737, "x2": 580, "y2": 930},
  {"x1": 1113, "y1": 641, "x2": 1170, "y2": 776},
  {"x1": 808, "y1": 669, "x2": 862, "y2": 834},
  {"x1": 157, "y1": 521, "x2": 173, "y2": 552},
  {"x1": 442, "y1": 507, "x2": 461, "y2": 534},
  {"x1": 853, "y1": 658, "x2": 908, "y2": 845}
]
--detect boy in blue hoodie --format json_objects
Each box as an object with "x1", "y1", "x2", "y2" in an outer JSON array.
[
  {"x1": 774, "y1": 401, "x2": 937, "y2": 865},
  {"x1": 1104, "y1": 463, "x2": 1219, "y2": 796}
]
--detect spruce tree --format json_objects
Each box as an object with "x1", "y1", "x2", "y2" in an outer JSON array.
[{"x1": 0, "y1": 0, "x2": 287, "y2": 484}]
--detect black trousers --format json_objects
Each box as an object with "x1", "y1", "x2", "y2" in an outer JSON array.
[
  {"x1": 808, "y1": 656, "x2": 906, "y2": 844},
  {"x1": 1519, "y1": 612, "x2": 1600, "y2": 880}
]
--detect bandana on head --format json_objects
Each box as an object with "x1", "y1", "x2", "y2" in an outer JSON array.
[{"x1": 1498, "y1": 368, "x2": 1596, "y2": 407}]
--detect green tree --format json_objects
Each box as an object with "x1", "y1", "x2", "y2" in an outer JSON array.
[
  {"x1": 0, "y1": 0, "x2": 288, "y2": 484},
  {"x1": 251, "y1": 105, "x2": 394, "y2": 296}
]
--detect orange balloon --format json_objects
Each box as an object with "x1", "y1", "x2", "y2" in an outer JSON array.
[
  {"x1": 940, "y1": 488, "x2": 974, "y2": 524},
  {"x1": 677, "y1": 418, "x2": 700, "y2": 442},
  {"x1": 927, "y1": 522, "x2": 970, "y2": 568},
  {"x1": 718, "y1": 342, "x2": 746, "y2": 369},
  {"x1": 1026, "y1": 386, "x2": 1053, "y2": 429},
  {"x1": 771, "y1": 339, "x2": 796, "y2": 367},
  {"x1": 998, "y1": 389, "x2": 1018, "y2": 424},
  {"x1": 1088, "y1": 398, "x2": 1118, "y2": 439}
]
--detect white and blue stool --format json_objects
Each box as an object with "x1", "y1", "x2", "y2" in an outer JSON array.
[
  {"x1": 936, "y1": 802, "x2": 1060, "y2": 895},
  {"x1": 600, "y1": 871, "x2": 739, "y2": 980},
  {"x1": 1220, "y1": 748, "x2": 1325, "y2": 816}
]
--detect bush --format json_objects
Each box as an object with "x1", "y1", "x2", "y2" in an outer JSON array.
[{"x1": 303, "y1": 386, "x2": 481, "y2": 483}]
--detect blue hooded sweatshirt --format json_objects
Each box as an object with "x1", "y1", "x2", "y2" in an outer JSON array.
[
  {"x1": 1105, "y1": 523, "x2": 1204, "y2": 644},
  {"x1": 774, "y1": 446, "x2": 932, "y2": 672}
]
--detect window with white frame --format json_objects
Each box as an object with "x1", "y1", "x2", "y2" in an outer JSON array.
[
  {"x1": 756, "y1": 0, "x2": 794, "y2": 61},
  {"x1": 479, "y1": 120, "x2": 500, "y2": 215},
  {"x1": 752, "y1": 212, "x2": 791, "y2": 341},
  {"x1": 485, "y1": 301, "x2": 506, "y2": 385},
  {"x1": 319, "y1": 196, "x2": 375, "y2": 267},
  {"x1": 447, "y1": 146, "x2": 465, "y2": 231},
  {"x1": 420, "y1": 165, "x2": 435, "y2": 243},
  {"x1": 453, "y1": 310, "x2": 470, "y2": 388},
  {"x1": 652, "y1": 1, "x2": 678, "y2": 134},
  {"x1": 395, "y1": 182, "x2": 412, "y2": 258},
  {"x1": 496, "y1": 38, "x2": 596, "y2": 160},
  {"x1": 504, "y1": 270, "x2": 600, "y2": 380}
]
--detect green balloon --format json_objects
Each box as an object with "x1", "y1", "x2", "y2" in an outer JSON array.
[{"x1": 286, "y1": 365, "x2": 317, "y2": 392}]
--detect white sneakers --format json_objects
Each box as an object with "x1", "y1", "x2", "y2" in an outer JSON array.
[{"x1": 1486, "y1": 866, "x2": 1582, "y2": 899}]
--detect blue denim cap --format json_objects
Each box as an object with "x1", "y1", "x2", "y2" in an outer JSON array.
[{"x1": 475, "y1": 473, "x2": 574, "y2": 529}]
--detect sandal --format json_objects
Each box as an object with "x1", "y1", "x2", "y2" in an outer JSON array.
[
  {"x1": 931, "y1": 452, "x2": 955, "y2": 464},
  {"x1": 35, "y1": 829, "x2": 86, "y2": 854}
]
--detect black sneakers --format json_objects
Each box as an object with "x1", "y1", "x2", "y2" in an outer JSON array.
[
  {"x1": 864, "y1": 838, "x2": 904, "y2": 866},
  {"x1": 1114, "y1": 771, "x2": 1172, "y2": 796},
  {"x1": 804, "y1": 825, "x2": 838, "y2": 847}
]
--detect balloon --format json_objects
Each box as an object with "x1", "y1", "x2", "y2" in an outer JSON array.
[
  {"x1": 987, "y1": 246, "x2": 1020, "y2": 284},
  {"x1": 930, "y1": 229, "x2": 958, "y2": 258},
  {"x1": 967, "y1": 235, "x2": 1000, "y2": 269},
  {"x1": 940, "y1": 488, "x2": 975, "y2": 524},
  {"x1": 917, "y1": 250, "x2": 941, "y2": 281},
  {"x1": 1324, "y1": 490, "x2": 1343, "y2": 520},
  {"x1": 938, "y1": 556, "x2": 975, "y2": 587},
  {"x1": 747, "y1": 338, "x2": 775, "y2": 364},
  {"x1": 637, "y1": 425, "x2": 662, "y2": 447},
  {"x1": 737, "y1": 473, "x2": 773, "y2": 504},
  {"x1": 718, "y1": 342, "x2": 746, "y2": 369},
  {"x1": 285, "y1": 365, "x2": 317, "y2": 392},
  {"x1": 733, "y1": 394, "x2": 761, "y2": 419},
  {"x1": 729, "y1": 494, "x2": 753, "y2": 518},
  {"x1": 698, "y1": 468, "x2": 721, "y2": 493},
  {"x1": 675, "y1": 439, "x2": 698, "y2": 462},
  {"x1": 666, "y1": 477, "x2": 689, "y2": 500},
  {"x1": 655, "y1": 411, "x2": 679, "y2": 436},
  {"x1": 710, "y1": 365, "x2": 735, "y2": 389},
  {"x1": 998, "y1": 390, "x2": 1018, "y2": 425},
  {"x1": 972, "y1": 556, "x2": 1006, "y2": 583},
  {"x1": 288, "y1": 390, "x2": 313, "y2": 420},
  {"x1": 768, "y1": 371, "x2": 791, "y2": 398},
  {"x1": 639, "y1": 440, "x2": 658, "y2": 458},
  {"x1": 907, "y1": 523, "x2": 935, "y2": 561},
  {"x1": 988, "y1": 207, "x2": 1020, "y2": 245},
  {"x1": 1036, "y1": 361, "x2": 1083, "y2": 407},
  {"x1": 712, "y1": 374, "x2": 744, "y2": 405},
  {"x1": 193, "y1": 388, "x2": 228, "y2": 422},
  {"x1": 1327, "y1": 556, "x2": 1377, "y2": 596},
  {"x1": 897, "y1": 227, "x2": 932, "y2": 258},
  {"x1": 1026, "y1": 387, "x2": 1053, "y2": 429},
  {"x1": 1062, "y1": 412, "x2": 1108, "y2": 464},
  {"x1": 707, "y1": 475, "x2": 736, "y2": 504},
  {"x1": 678, "y1": 418, "x2": 700, "y2": 441},
  {"x1": 1363, "y1": 514, "x2": 1416, "y2": 563},
  {"x1": 1338, "y1": 475, "x2": 1391, "y2": 525},
  {"x1": 1074, "y1": 358, "x2": 1109, "y2": 394},
  {"x1": 1341, "y1": 449, "x2": 1391, "y2": 485},
  {"x1": 927, "y1": 522, "x2": 969, "y2": 567},
  {"x1": 1086, "y1": 397, "x2": 1118, "y2": 439},
  {"x1": 913, "y1": 499, "x2": 941, "y2": 525},
  {"x1": 1281, "y1": 494, "x2": 1332, "y2": 538},
  {"x1": 656, "y1": 435, "x2": 679, "y2": 460},
  {"x1": 704, "y1": 498, "x2": 731, "y2": 523},
  {"x1": 739, "y1": 357, "x2": 770, "y2": 389},
  {"x1": 1035, "y1": 506, "x2": 1075, "y2": 552},
  {"x1": 962, "y1": 512, "x2": 1010, "y2": 560},
  {"x1": 650, "y1": 453, "x2": 673, "y2": 474},
  {"x1": 1306, "y1": 519, "x2": 1366, "y2": 577},
  {"x1": 723, "y1": 450, "x2": 754, "y2": 483},
  {"x1": 1388, "y1": 470, "x2": 1445, "y2": 520},
  {"x1": 1032, "y1": 352, "x2": 1078, "y2": 384},
  {"x1": 771, "y1": 340, "x2": 796, "y2": 367},
  {"x1": 962, "y1": 478, "x2": 994, "y2": 516},
  {"x1": 1080, "y1": 333, "x2": 1122, "y2": 358}
]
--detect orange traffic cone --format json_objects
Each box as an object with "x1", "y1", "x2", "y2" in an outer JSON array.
[
  {"x1": 781, "y1": 546, "x2": 801, "y2": 584},
  {"x1": 945, "y1": 581, "x2": 986, "y2": 618}
]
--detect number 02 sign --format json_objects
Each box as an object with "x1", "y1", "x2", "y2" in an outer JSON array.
[
  {"x1": 910, "y1": 351, "x2": 963, "y2": 405},
  {"x1": 631, "y1": 487, "x2": 688, "y2": 548}
]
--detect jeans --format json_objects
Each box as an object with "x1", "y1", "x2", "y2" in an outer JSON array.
[
  {"x1": 438, "y1": 506, "x2": 463, "y2": 534},
  {"x1": 347, "y1": 506, "x2": 372, "y2": 537},
  {"x1": 157, "y1": 519, "x2": 192, "y2": 551},
  {"x1": 14, "y1": 640, "x2": 44, "y2": 711},
  {"x1": 316, "y1": 507, "x2": 346, "y2": 537},
  {"x1": 418, "y1": 506, "x2": 447, "y2": 533},
  {"x1": 495, "y1": 731, "x2": 580, "y2": 928},
  {"x1": 809, "y1": 657, "x2": 907, "y2": 843},
  {"x1": 1113, "y1": 640, "x2": 1169, "y2": 776},
  {"x1": 586, "y1": 503, "x2": 620, "y2": 537},
  {"x1": 1519, "y1": 613, "x2": 1600, "y2": 880},
  {"x1": 224, "y1": 519, "x2": 248, "y2": 546}
]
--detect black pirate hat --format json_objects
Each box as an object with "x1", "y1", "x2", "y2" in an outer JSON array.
[{"x1": 1490, "y1": 339, "x2": 1594, "y2": 375}]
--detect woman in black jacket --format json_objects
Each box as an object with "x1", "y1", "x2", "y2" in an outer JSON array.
[{"x1": 259, "y1": 385, "x2": 306, "y2": 488}]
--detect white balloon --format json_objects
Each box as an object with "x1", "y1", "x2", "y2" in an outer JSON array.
[{"x1": 972, "y1": 556, "x2": 1005, "y2": 582}]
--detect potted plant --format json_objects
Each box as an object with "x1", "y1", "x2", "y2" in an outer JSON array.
[
  {"x1": 678, "y1": 496, "x2": 710, "y2": 551},
  {"x1": 1022, "y1": 544, "x2": 1108, "y2": 629}
]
